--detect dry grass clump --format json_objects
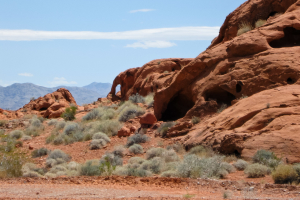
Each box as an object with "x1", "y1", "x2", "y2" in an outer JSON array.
[
  {"x1": 82, "y1": 107, "x2": 117, "y2": 121},
  {"x1": 47, "y1": 119, "x2": 58, "y2": 126},
  {"x1": 31, "y1": 147, "x2": 50, "y2": 158},
  {"x1": 237, "y1": 22, "x2": 253, "y2": 36},
  {"x1": 22, "y1": 163, "x2": 45, "y2": 178},
  {"x1": 244, "y1": 163, "x2": 270, "y2": 178},
  {"x1": 129, "y1": 93, "x2": 145, "y2": 104},
  {"x1": 233, "y1": 159, "x2": 248, "y2": 171},
  {"x1": 21, "y1": 135, "x2": 32, "y2": 141},
  {"x1": 188, "y1": 145, "x2": 214, "y2": 158},
  {"x1": 272, "y1": 165, "x2": 298, "y2": 184},
  {"x1": 157, "y1": 122, "x2": 176, "y2": 137},
  {"x1": 112, "y1": 145, "x2": 125, "y2": 157},
  {"x1": 255, "y1": 19, "x2": 267, "y2": 28},
  {"x1": 166, "y1": 143, "x2": 185, "y2": 154},
  {"x1": 80, "y1": 160, "x2": 102, "y2": 176},
  {"x1": 89, "y1": 139, "x2": 107, "y2": 150},
  {"x1": 0, "y1": 120, "x2": 7, "y2": 127},
  {"x1": 24, "y1": 117, "x2": 45, "y2": 137},
  {"x1": 63, "y1": 122, "x2": 79, "y2": 135},
  {"x1": 224, "y1": 155, "x2": 238, "y2": 163},
  {"x1": 45, "y1": 149, "x2": 71, "y2": 168},
  {"x1": 191, "y1": 116, "x2": 200, "y2": 124},
  {"x1": 55, "y1": 121, "x2": 66, "y2": 130},
  {"x1": 92, "y1": 132, "x2": 110, "y2": 142},
  {"x1": 144, "y1": 93, "x2": 154, "y2": 107},
  {"x1": 92, "y1": 120, "x2": 122, "y2": 137},
  {"x1": 129, "y1": 144, "x2": 144, "y2": 154}
]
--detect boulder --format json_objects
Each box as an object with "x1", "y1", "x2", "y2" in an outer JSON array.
[
  {"x1": 139, "y1": 113, "x2": 157, "y2": 125},
  {"x1": 117, "y1": 127, "x2": 131, "y2": 137}
]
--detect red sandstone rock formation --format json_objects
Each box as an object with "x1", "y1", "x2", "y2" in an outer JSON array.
[{"x1": 109, "y1": 0, "x2": 300, "y2": 161}]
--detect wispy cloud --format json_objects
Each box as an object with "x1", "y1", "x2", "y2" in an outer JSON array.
[
  {"x1": 0, "y1": 27, "x2": 220, "y2": 41},
  {"x1": 18, "y1": 73, "x2": 33, "y2": 77},
  {"x1": 126, "y1": 41, "x2": 176, "y2": 49},
  {"x1": 49, "y1": 77, "x2": 77, "y2": 87},
  {"x1": 129, "y1": 9, "x2": 155, "y2": 13}
]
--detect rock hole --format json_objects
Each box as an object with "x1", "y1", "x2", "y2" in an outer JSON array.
[
  {"x1": 234, "y1": 150, "x2": 241, "y2": 157},
  {"x1": 268, "y1": 11, "x2": 278, "y2": 17},
  {"x1": 115, "y1": 84, "x2": 121, "y2": 95},
  {"x1": 236, "y1": 83, "x2": 242, "y2": 93},
  {"x1": 172, "y1": 68, "x2": 175, "y2": 71},
  {"x1": 39, "y1": 107, "x2": 48, "y2": 111},
  {"x1": 287, "y1": 78, "x2": 295, "y2": 84},
  {"x1": 161, "y1": 92, "x2": 195, "y2": 121},
  {"x1": 204, "y1": 86, "x2": 236, "y2": 106},
  {"x1": 269, "y1": 27, "x2": 300, "y2": 48}
]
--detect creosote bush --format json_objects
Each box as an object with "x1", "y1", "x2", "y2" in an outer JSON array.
[
  {"x1": 61, "y1": 106, "x2": 77, "y2": 121},
  {"x1": 244, "y1": 163, "x2": 270, "y2": 178},
  {"x1": 272, "y1": 165, "x2": 298, "y2": 184},
  {"x1": 157, "y1": 122, "x2": 176, "y2": 137}
]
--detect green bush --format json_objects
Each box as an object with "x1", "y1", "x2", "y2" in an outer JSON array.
[
  {"x1": 244, "y1": 163, "x2": 270, "y2": 178},
  {"x1": 157, "y1": 122, "x2": 176, "y2": 137},
  {"x1": 100, "y1": 152, "x2": 123, "y2": 167},
  {"x1": 233, "y1": 159, "x2": 248, "y2": 171},
  {"x1": 126, "y1": 133, "x2": 149, "y2": 147},
  {"x1": 129, "y1": 93, "x2": 145, "y2": 103},
  {"x1": 61, "y1": 106, "x2": 77, "y2": 121},
  {"x1": 191, "y1": 116, "x2": 200, "y2": 124},
  {"x1": 237, "y1": 22, "x2": 253, "y2": 36},
  {"x1": 252, "y1": 149, "x2": 281, "y2": 169},
  {"x1": 9, "y1": 130, "x2": 23, "y2": 139},
  {"x1": 93, "y1": 120, "x2": 122, "y2": 137},
  {"x1": 89, "y1": 139, "x2": 107, "y2": 150},
  {"x1": 272, "y1": 165, "x2": 298, "y2": 184},
  {"x1": 129, "y1": 144, "x2": 144, "y2": 154},
  {"x1": 31, "y1": 147, "x2": 50, "y2": 158}
]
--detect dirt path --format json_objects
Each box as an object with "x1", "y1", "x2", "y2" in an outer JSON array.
[{"x1": 0, "y1": 176, "x2": 300, "y2": 199}]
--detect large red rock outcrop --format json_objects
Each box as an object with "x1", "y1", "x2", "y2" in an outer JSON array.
[
  {"x1": 109, "y1": 0, "x2": 300, "y2": 160},
  {"x1": 18, "y1": 88, "x2": 77, "y2": 119}
]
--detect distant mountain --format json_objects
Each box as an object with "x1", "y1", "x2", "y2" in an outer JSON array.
[{"x1": 0, "y1": 82, "x2": 113, "y2": 110}]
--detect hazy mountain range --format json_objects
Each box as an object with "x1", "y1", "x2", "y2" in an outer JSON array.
[{"x1": 0, "y1": 82, "x2": 114, "y2": 110}]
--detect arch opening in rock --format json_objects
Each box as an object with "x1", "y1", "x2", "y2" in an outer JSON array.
[
  {"x1": 269, "y1": 27, "x2": 300, "y2": 48},
  {"x1": 236, "y1": 83, "x2": 242, "y2": 93},
  {"x1": 160, "y1": 92, "x2": 195, "y2": 121},
  {"x1": 115, "y1": 84, "x2": 121, "y2": 95},
  {"x1": 204, "y1": 87, "x2": 236, "y2": 106}
]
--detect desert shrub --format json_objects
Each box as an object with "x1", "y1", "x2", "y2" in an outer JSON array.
[
  {"x1": 82, "y1": 107, "x2": 116, "y2": 121},
  {"x1": 217, "y1": 103, "x2": 228, "y2": 113},
  {"x1": 233, "y1": 159, "x2": 248, "y2": 171},
  {"x1": 22, "y1": 163, "x2": 44, "y2": 178},
  {"x1": 0, "y1": 129, "x2": 5, "y2": 135},
  {"x1": 80, "y1": 160, "x2": 101, "y2": 176},
  {"x1": 47, "y1": 149, "x2": 70, "y2": 163},
  {"x1": 46, "y1": 133, "x2": 56, "y2": 144},
  {"x1": 113, "y1": 145, "x2": 125, "y2": 157},
  {"x1": 272, "y1": 165, "x2": 298, "y2": 184},
  {"x1": 63, "y1": 123, "x2": 79, "y2": 135},
  {"x1": 252, "y1": 149, "x2": 281, "y2": 169},
  {"x1": 191, "y1": 116, "x2": 200, "y2": 124},
  {"x1": 126, "y1": 133, "x2": 149, "y2": 147},
  {"x1": 32, "y1": 148, "x2": 50, "y2": 158},
  {"x1": 100, "y1": 152, "x2": 123, "y2": 167},
  {"x1": 188, "y1": 145, "x2": 214, "y2": 158},
  {"x1": 166, "y1": 143, "x2": 185, "y2": 154},
  {"x1": 161, "y1": 170, "x2": 178, "y2": 178},
  {"x1": 221, "y1": 162, "x2": 235, "y2": 173},
  {"x1": 61, "y1": 106, "x2": 77, "y2": 121},
  {"x1": 89, "y1": 139, "x2": 107, "y2": 150},
  {"x1": 31, "y1": 118, "x2": 42, "y2": 128},
  {"x1": 21, "y1": 135, "x2": 32, "y2": 141},
  {"x1": 156, "y1": 122, "x2": 176, "y2": 137},
  {"x1": 162, "y1": 149, "x2": 180, "y2": 162},
  {"x1": 244, "y1": 163, "x2": 270, "y2": 178},
  {"x1": 48, "y1": 119, "x2": 58, "y2": 126},
  {"x1": 0, "y1": 120, "x2": 7, "y2": 127},
  {"x1": 9, "y1": 130, "x2": 23, "y2": 139},
  {"x1": 24, "y1": 125, "x2": 43, "y2": 137},
  {"x1": 129, "y1": 93, "x2": 145, "y2": 103},
  {"x1": 146, "y1": 148, "x2": 165, "y2": 160},
  {"x1": 53, "y1": 135, "x2": 64, "y2": 145},
  {"x1": 237, "y1": 22, "x2": 253, "y2": 36},
  {"x1": 55, "y1": 121, "x2": 66, "y2": 130},
  {"x1": 93, "y1": 120, "x2": 122, "y2": 137},
  {"x1": 82, "y1": 108, "x2": 101, "y2": 121},
  {"x1": 15, "y1": 141, "x2": 23, "y2": 147},
  {"x1": 224, "y1": 155, "x2": 238, "y2": 163},
  {"x1": 0, "y1": 147, "x2": 29, "y2": 178},
  {"x1": 177, "y1": 155, "x2": 227, "y2": 179},
  {"x1": 145, "y1": 93, "x2": 154, "y2": 107},
  {"x1": 129, "y1": 144, "x2": 143, "y2": 154},
  {"x1": 140, "y1": 157, "x2": 165, "y2": 174},
  {"x1": 114, "y1": 166, "x2": 151, "y2": 177},
  {"x1": 255, "y1": 19, "x2": 267, "y2": 28},
  {"x1": 117, "y1": 101, "x2": 145, "y2": 122},
  {"x1": 92, "y1": 132, "x2": 110, "y2": 143}
]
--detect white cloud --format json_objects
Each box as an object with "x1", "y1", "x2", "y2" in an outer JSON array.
[
  {"x1": 49, "y1": 77, "x2": 77, "y2": 87},
  {"x1": 129, "y1": 9, "x2": 155, "y2": 13},
  {"x1": 18, "y1": 73, "x2": 33, "y2": 77},
  {"x1": 126, "y1": 41, "x2": 176, "y2": 49},
  {"x1": 0, "y1": 27, "x2": 220, "y2": 41}
]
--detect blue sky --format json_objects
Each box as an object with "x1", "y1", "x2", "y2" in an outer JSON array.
[{"x1": 0, "y1": 0, "x2": 245, "y2": 87}]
